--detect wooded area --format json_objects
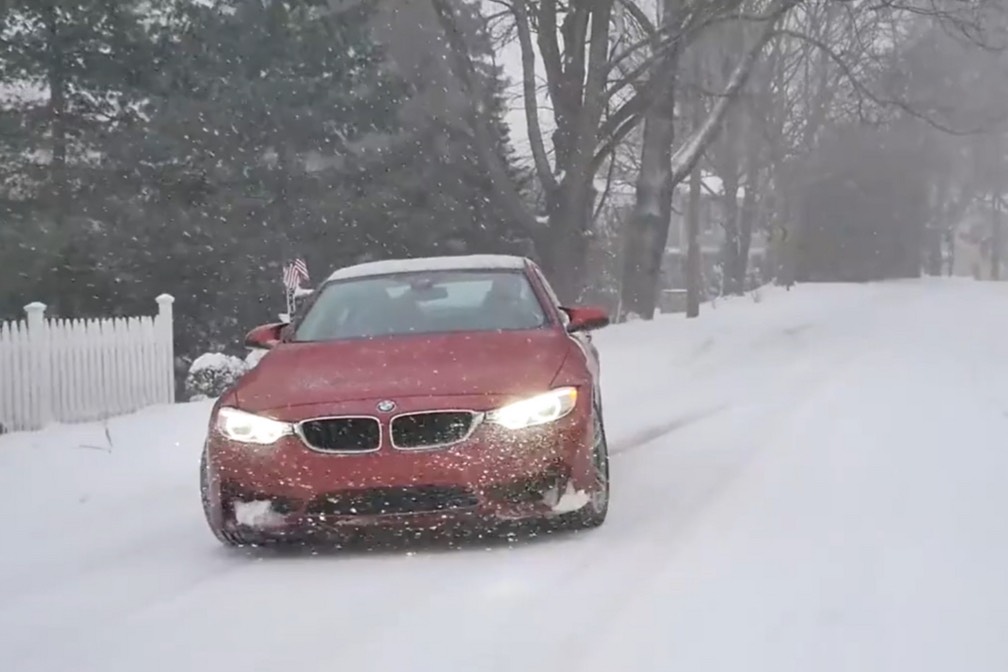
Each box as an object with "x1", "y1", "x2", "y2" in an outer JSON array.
[{"x1": 1, "y1": 0, "x2": 1005, "y2": 362}]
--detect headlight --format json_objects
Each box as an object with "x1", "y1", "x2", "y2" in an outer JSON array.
[
  {"x1": 216, "y1": 407, "x2": 293, "y2": 445},
  {"x1": 487, "y1": 387, "x2": 578, "y2": 430}
]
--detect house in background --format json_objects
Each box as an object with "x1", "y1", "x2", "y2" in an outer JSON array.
[
  {"x1": 659, "y1": 175, "x2": 771, "y2": 297},
  {"x1": 951, "y1": 208, "x2": 1008, "y2": 280}
]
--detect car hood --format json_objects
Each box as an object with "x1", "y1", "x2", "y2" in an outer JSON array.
[{"x1": 234, "y1": 329, "x2": 570, "y2": 411}]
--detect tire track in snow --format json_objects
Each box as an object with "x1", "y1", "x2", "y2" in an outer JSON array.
[
  {"x1": 13, "y1": 534, "x2": 594, "y2": 672},
  {"x1": 5, "y1": 403, "x2": 737, "y2": 670},
  {"x1": 312, "y1": 404, "x2": 751, "y2": 668},
  {"x1": 0, "y1": 542, "x2": 241, "y2": 665},
  {"x1": 88, "y1": 407, "x2": 745, "y2": 672},
  {"x1": 322, "y1": 373, "x2": 850, "y2": 670},
  {"x1": 565, "y1": 346, "x2": 877, "y2": 672},
  {"x1": 327, "y1": 409, "x2": 769, "y2": 671},
  {"x1": 0, "y1": 484, "x2": 205, "y2": 601},
  {"x1": 402, "y1": 329, "x2": 879, "y2": 671},
  {"x1": 271, "y1": 303, "x2": 879, "y2": 670},
  {"x1": 609, "y1": 405, "x2": 731, "y2": 456}
]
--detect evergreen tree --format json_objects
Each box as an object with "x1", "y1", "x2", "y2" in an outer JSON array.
[
  {"x1": 0, "y1": 0, "x2": 532, "y2": 366},
  {"x1": 129, "y1": 0, "x2": 409, "y2": 354},
  {"x1": 369, "y1": 0, "x2": 532, "y2": 258},
  {"x1": 0, "y1": 0, "x2": 157, "y2": 317}
]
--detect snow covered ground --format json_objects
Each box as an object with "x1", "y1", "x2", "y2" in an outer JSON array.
[{"x1": 3, "y1": 278, "x2": 1008, "y2": 672}]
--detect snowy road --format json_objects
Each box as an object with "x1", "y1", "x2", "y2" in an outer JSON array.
[{"x1": 3, "y1": 280, "x2": 1008, "y2": 671}]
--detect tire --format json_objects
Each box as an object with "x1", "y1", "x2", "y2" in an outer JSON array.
[
  {"x1": 200, "y1": 449, "x2": 251, "y2": 548},
  {"x1": 561, "y1": 402, "x2": 610, "y2": 530}
]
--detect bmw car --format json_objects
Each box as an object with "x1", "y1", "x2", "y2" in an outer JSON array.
[{"x1": 200, "y1": 254, "x2": 611, "y2": 546}]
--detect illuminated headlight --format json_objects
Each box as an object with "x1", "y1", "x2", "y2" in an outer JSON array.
[
  {"x1": 487, "y1": 387, "x2": 578, "y2": 430},
  {"x1": 216, "y1": 407, "x2": 293, "y2": 445}
]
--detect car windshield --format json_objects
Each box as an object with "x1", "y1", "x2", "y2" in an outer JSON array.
[{"x1": 292, "y1": 269, "x2": 548, "y2": 341}]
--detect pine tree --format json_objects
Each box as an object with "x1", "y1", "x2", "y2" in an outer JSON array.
[
  {"x1": 130, "y1": 0, "x2": 410, "y2": 354},
  {"x1": 0, "y1": 0, "x2": 158, "y2": 317},
  {"x1": 367, "y1": 0, "x2": 531, "y2": 258},
  {"x1": 0, "y1": 0, "x2": 531, "y2": 361}
]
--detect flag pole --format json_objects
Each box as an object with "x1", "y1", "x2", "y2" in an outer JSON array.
[
  {"x1": 281, "y1": 261, "x2": 292, "y2": 322},
  {"x1": 280, "y1": 257, "x2": 309, "y2": 322}
]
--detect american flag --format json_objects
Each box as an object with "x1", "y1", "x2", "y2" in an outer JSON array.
[{"x1": 282, "y1": 258, "x2": 310, "y2": 291}]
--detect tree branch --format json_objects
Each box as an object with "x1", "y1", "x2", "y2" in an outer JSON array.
[
  {"x1": 773, "y1": 26, "x2": 1008, "y2": 136},
  {"x1": 668, "y1": 0, "x2": 801, "y2": 188},
  {"x1": 512, "y1": 0, "x2": 558, "y2": 193}
]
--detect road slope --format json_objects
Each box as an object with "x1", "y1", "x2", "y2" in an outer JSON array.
[{"x1": 2, "y1": 279, "x2": 1006, "y2": 672}]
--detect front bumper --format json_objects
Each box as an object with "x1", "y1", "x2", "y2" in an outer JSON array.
[{"x1": 204, "y1": 393, "x2": 596, "y2": 535}]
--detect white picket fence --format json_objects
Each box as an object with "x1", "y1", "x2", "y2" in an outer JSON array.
[{"x1": 0, "y1": 295, "x2": 175, "y2": 433}]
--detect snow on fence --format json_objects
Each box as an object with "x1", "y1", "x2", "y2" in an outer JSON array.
[{"x1": 0, "y1": 295, "x2": 175, "y2": 433}]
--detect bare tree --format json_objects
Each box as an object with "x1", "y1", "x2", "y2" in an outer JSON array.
[
  {"x1": 618, "y1": 0, "x2": 800, "y2": 318},
  {"x1": 435, "y1": 0, "x2": 757, "y2": 301},
  {"x1": 436, "y1": 0, "x2": 1006, "y2": 304},
  {"x1": 434, "y1": 0, "x2": 620, "y2": 300}
]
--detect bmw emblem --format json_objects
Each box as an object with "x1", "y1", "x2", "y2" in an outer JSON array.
[{"x1": 376, "y1": 400, "x2": 396, "y2": 413}]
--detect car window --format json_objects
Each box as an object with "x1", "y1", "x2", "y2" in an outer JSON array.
[
  {"x1": 530, "y1": 265, "x2": 568, "y2": 325},
  {"x1": 293, "y1": 270, "x2": 549, "y2": 341}
]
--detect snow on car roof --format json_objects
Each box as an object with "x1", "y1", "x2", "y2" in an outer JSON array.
[{"x1": 325, "y1": 254, "x2": 530, "y2": 282}]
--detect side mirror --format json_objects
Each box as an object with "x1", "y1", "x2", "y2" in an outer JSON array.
[
  {"x1": 244, "y1": 322, "x2": 286, "y2": 350},
  {"x1": 562, "y1": 306, "x2": 610, "y2": 333}
]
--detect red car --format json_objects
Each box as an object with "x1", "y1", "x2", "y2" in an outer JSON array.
[{"x1": 200, "y1": 254, "x2": 612, "y2": 546}]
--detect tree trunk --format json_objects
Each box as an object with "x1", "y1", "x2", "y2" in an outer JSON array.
[
  {"x1": 686, "y1": 160, "x2": 702, "y2": 318},
  {"x1": 925, "y1": 227, "x2": 942, "y2": 276},
  {"x1": 737, "y1": 179, "x2": 757, "y2": 289},
  {"x1": 945, "y1": 227, "x2": 955, "y2": 276},
  {"x1": 44, "y1": 0, "x2": 68, "y2": 222},
  {"x1": 618, "y1": 1, "x2": 680, "y2": 319},
  {"x1": 992, "y1": 192, "x2": 1001, "y2": 281},
  {"x1": 515, "y1": 0, "x2": 614, "y2": 304},
  {"x1": 733, "y1": 126, "x2": 761, "y2": 291},
  {"x1": 275, "y1": 147, "x2": 295, "y2": 259},
  {"x1": 720, "y1": 167, "x2": 741, "y2": 295},
  {"x1": 544, "y1": 176, "x2": 595, "y2": 302},
  {"x1": 775, "y1": 159, "x2": 799, "y2": 287},
  {"x1": 925, "y1": 177, "x2": 950, "y2": 276}
]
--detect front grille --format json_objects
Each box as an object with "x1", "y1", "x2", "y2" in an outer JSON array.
[
  {"x1": 306, "y1": 486, "x2": 479, "y2": 517},
  {"x1": 299, "y1": 417, "x2": 380, "y2": 452},
  {"x1": 390, "y1": 411, "x2": 476, "y2": 449}
]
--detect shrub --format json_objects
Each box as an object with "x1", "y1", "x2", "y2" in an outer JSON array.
[{"x1": 184, "y1": 352, "x2": 248, "y2": 401}]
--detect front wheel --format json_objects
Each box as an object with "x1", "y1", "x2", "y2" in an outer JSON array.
[
  {"x1": 561, "y1": 402, "x2": 610, "y2": 530},
  {"x1": 200, "y1": 449, "x2": 256, "y2": 548}
]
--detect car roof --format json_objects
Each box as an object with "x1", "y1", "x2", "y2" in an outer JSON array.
[{"x1": 324, "y1": 254, "x2": 531, "y2": 283}]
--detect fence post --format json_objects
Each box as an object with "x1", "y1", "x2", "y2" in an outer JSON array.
[
  {"x1": 155, "y1": 294, "x2": 175, "y2": 403},
  {"x1": 23, "y1": 301, "x2": 51, "y2": 429}
]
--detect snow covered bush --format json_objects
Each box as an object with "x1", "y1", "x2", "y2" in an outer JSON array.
[{"x1": 184, "y1": 353, "x2": 249, "y2": 401}]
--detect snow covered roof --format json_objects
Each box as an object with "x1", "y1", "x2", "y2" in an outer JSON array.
[{"x1": 325, "y1": 254, "x2": 530, "y2": 282}]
